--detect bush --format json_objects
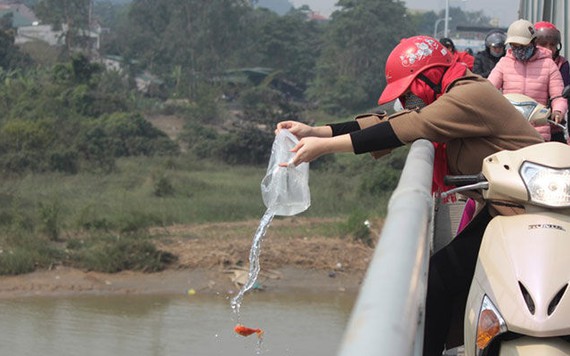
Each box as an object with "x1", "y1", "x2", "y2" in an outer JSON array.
[
  {"x1": 357, "y1": 148, "x2": 408, "y2": 196},
  {"x1": 0, "y1": 119, "x2": 55, "y2": 173},
  {"x1": 0, "y1": 233, "x2": 62, "y2": 275},
  {"x1": 183, "y1": 121, "x2": 273, "y2": 165},
  {"x1": 0, "y1": 248, "x2": 37, "y2": 275},
  {"x1": 38, "y1": 200, "x2": 62, "y2": 241},
  {"x1": 77, "y1": 113, "x2": 179, "y2": 172},
  {"x1": 115, "y1": 211, "x2": 164, "y2": 234},
  {"x1": 0, "y1": 151, "x2": 45, "y2": 174},
  {"x1": 68, "y1": 234, "x2": 176, "y2": 273},
  {"x1": 153, "y1": 174, "x2": 175, "y2": 197},
  {"x1": 76, "y1": 204, "x2": 112, "y2": 231},
  {"x1": 341, "y1": 210, "x2": 373, "y2": 246},
  {"x1": 97, "y1": 112, "x2": 179, "y2": 157},
  {"x1": 238, "y1": 86, "x2": 303, "y2": 126},
  {"x1": 359, "y1": 166, "x2": 401, "y2": 196},
  {"x1": 49, "y1": 149, "x2": 79, "y2": 174},
  {"x1": 216, "y1": 124, "x2": 274, "y2": 165}
]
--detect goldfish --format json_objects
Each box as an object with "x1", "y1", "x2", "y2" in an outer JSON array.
[{"x1": 234, "y1": 324, "x2": 264, "y2": 338}]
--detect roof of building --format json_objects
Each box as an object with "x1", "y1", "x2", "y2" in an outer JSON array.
[{"x1": 0, "y1": 3, "x2": 38, "y2": 27}]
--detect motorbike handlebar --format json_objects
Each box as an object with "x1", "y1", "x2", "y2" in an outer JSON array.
[{"x1": 444, "y1": 173, "x2": 485, "y2": 187}]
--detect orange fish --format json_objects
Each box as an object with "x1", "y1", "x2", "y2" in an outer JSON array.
[{"x1": 234, "y1": 324, "x2": 264, "y2": 338}]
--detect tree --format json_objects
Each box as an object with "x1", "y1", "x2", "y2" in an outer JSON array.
[
  {"x1": 409, "y1": 10, "x2": 439, "y2": 37},
  {"x1": 0, "y1": 14, "x2": 32, "y2": 70},
  {"x1": 247, "y1": 7, "x2": 323, "y2": 89},
  {"x1": 123, "y1": 0, "x2": 252, "y2": 98},
  {"x1": 308, "y1": 0, "x2": 415, "y2": 114}
]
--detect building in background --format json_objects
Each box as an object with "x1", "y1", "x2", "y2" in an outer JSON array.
[{"x1": 0, "y1": 2, "x2": 38, "y2": 27}]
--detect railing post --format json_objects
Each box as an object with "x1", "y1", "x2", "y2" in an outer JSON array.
[{"x1": 338, "y1": 139, "x2": 435, "y2": 356}]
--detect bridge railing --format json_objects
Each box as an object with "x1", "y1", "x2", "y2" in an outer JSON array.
[{"x1": 337, "y1": 139, "x2": 435, "y2": 356}]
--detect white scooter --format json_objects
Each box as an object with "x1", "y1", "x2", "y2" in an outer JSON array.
[{"x1": 440, "y1": 88, "x2": 570, "y2": 355}]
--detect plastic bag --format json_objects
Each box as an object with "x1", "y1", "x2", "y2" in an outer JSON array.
[{"x1": 261, "y1": 129, "x2": 310, "y2": 216}]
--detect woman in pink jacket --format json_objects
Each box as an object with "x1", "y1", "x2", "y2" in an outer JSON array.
[{"x1": 488, "y1": 19, "x2": 567, "y2": 141}]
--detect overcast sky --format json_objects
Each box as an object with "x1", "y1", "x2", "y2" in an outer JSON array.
[{"x1": 289, "y1": 0, "x2": 520, "y2": 27}]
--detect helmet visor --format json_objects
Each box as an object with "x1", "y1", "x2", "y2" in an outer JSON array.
[{"x1": 378, "y1": 75, "x2": 415, "y2": 105}]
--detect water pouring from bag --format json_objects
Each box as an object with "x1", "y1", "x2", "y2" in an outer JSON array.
[{"x1": 231, "y1": 129, "x2": 310, "y2": 315}]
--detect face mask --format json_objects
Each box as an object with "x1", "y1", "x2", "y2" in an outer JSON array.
[
  {"x1": 512, "y1": 45, "x2": 535, "y2": 61},
  {"x1": 490, "y1": 46, "x2": 505, "y2": 58},
  {"x1": 403, "y1": 92, "x2": 427, "y2": 110}
]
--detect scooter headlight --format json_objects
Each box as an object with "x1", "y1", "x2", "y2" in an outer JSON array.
[
  {"x1": 476, "y1": 295, "x2": 507, "y2": 352},
  {"x1": 511, "y1": 102, "x2": 538, "y2": 120},
  {"x1": 520, "y1": 162, "x2": 570, "y2": 208}
]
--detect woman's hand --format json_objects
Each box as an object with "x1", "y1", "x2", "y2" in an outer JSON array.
[
  {"x1": 551, "y1": 110, "x2": 563, "y2": 124},
  {"x1": 275, "y1": 121, "x2": 333, "y2": 139},
  {"x1": 279, "y1": 135, "x2": 354, "y2": 167},
  {"x1": 285, "y1": 137, "x2": 328, "y2": 166},
  {"x1": 275, "y1": 121, "x2": 314, "y2": 139}
]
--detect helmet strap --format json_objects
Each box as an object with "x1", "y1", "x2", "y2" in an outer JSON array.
[{"x1": 417, "y1": 69, "x2": 448, "y2": 101}]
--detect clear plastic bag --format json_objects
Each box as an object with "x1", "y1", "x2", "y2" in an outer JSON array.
[{"x1": 260, "y1": 129, "x2": 310, "y2": 216}]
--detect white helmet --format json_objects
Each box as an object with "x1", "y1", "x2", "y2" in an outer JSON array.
[{"x1": 505, "y1": 19, "x2": 536, "y2": 45}]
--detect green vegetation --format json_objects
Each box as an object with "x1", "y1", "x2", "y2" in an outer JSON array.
[
  {"x1": 0, "y1": 149, "x2": 405, "y2": 275},
  {"x1": 0, "y1": 0, "x2": 492, "y2": 275}
]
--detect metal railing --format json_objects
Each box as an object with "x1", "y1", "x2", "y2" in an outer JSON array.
[{"x1": 337, "y1": 139, "x2": 435, "y2": 356}]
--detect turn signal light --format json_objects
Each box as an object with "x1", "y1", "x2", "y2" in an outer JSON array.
[{"x1": 476, "y1": 296, "x2": 507, "y2": 351}]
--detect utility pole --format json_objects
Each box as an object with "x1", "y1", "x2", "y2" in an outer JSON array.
[{"x1": 444, "y1": 0, "x2": 450, "y2": 37}]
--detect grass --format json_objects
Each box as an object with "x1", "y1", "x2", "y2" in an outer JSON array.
[{"x1": 0, "y1": 153, "x2": 393, "y2": 275}]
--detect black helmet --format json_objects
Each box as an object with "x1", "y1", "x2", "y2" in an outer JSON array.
[
  {"x1": 485, "y1": 31, "x2": 507, "y2": 49},
  {"x1": 439, "y1": 37, "x2": 456, "y2": 52}
]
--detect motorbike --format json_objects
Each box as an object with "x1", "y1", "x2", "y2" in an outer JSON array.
[{"x1": 440, "y1": 87, "x2": 570, "y2": 355}]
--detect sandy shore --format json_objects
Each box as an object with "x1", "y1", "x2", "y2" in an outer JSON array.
[
  {"x1": 0, "y1": 218, "x2": 375, "y2": 299},
  {"x1": 0, "y1": 265, "x2": 366, "y2": 299}
]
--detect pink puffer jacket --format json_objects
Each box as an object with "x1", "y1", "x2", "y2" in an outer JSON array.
[{"x1": 488, "y1": 46, "x2": 568, "y2": 140}]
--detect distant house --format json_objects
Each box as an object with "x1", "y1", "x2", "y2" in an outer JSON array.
[
  {"x1": 16, "y1": 24, "x2": 64, "y2": 46},
  {"x1": 135, "y1": 71, "x2": 165, "y2": 97},
  {"x1": 101, "y1": 54, "x2": 124, "y2": 72},
  {"x1": 307, "y1": 11, "x2": 329, "y2": 22},
  {"x1": 0, "y1": 2, "x2": 38, "y2": 27},
  {"x1": 5, "y1": 1, "x2": 103, "y2": 52},
  {"x1": 1, "y1": 1, "x2": 64, "y2": 46}
]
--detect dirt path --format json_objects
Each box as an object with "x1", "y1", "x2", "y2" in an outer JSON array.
[{"x1": 0, "y1": 218, "x2": 376, "y2": 298}]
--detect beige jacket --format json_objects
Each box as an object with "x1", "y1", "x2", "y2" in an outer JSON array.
[{"x1": 356, "y1": 73, "x2": 543, "y2": 175}]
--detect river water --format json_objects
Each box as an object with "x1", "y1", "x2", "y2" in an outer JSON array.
[{"x1": 0, "y1": 291, "x2": 355, "y2": 356}]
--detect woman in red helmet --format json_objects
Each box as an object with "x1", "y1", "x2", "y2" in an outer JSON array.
[
  {"x1": 535, "y1": 21, "x2": 569, "y2": 85},
  {"x1": 276, "y1": 35, "x2": 542, "y2": 355},
  {"x1": 276, "y1": 35, "x2": 540, "y2": 175},
  {"x1": 535, "y1": 21, "x2": 570, "y2": 143}
]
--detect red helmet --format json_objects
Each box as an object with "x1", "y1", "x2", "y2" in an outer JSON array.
[
  {"x1": 378, "y1": 36, "x2": 453, "y2": 105},
  {"x1": 534, "y1": 21, "x2": 561, "y2": 44}
]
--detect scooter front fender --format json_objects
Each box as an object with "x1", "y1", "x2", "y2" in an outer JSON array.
[
  {"x1": 499, "y1": 336, "x2": 570, "y2": 355},
  {"x1": 464, "y1": 212, "x2": 570, "y2": 355}
]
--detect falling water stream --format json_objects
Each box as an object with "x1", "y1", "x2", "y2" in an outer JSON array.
[
  {"x1": 231, "y1": 130, "x2": 309, "y2": 317},
  {"x1": 230, "y1": 209, "x2": 275, "y2": 317},
  {"x1": 229, "y1": 129, "x2": 310, "y2": 353}
]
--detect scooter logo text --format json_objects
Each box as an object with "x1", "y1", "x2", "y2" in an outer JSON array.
[{"x1": 528, "y1": 224, "x2": 566, "y2": 232}]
